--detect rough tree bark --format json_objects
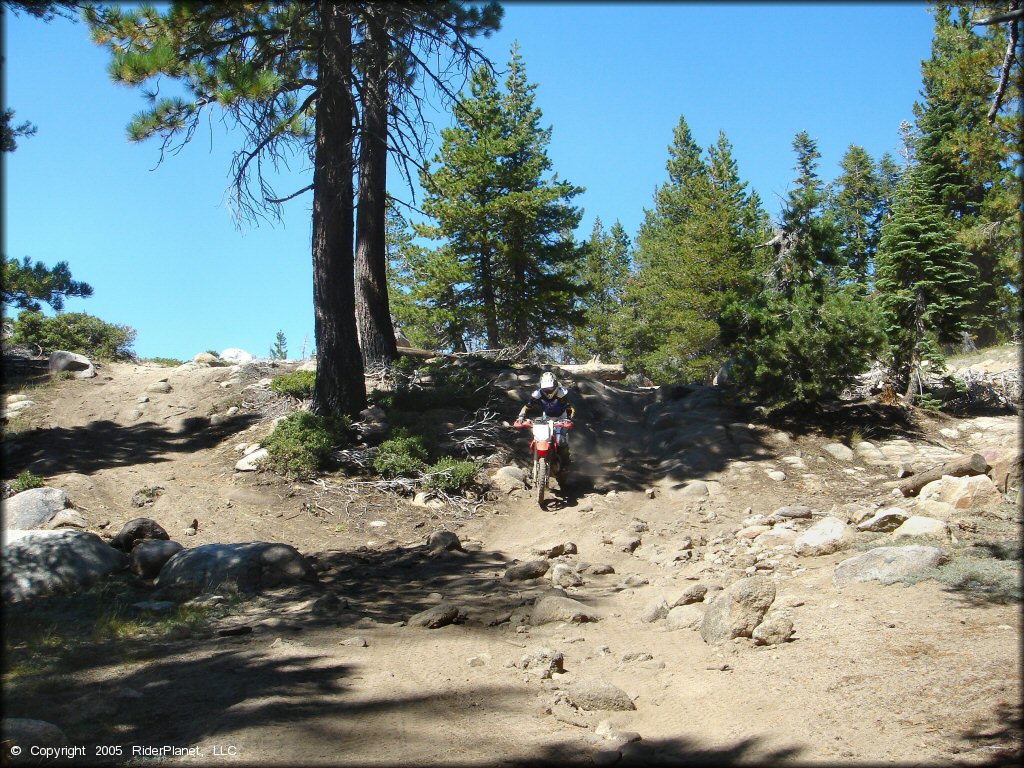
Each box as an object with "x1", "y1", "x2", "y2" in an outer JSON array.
[
  {"x1": 311, "y1": 1, "x2": 367, "y2": 418},
  {"x1": 354, "y1": 9, "x2": 398, "y2": 367}
]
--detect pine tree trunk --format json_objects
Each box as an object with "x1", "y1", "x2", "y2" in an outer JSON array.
[
  {"x1": 354, "y1": 11, "x2": 397, "y2": 367},
  {"x1": 311, "y1": 2, "x2": 366, "y2": 418},
  {"x1": 480, "y1": 247, "x2": 500, "y2": 348}
]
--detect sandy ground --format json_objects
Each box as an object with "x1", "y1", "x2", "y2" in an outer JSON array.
[{"x1": 2, "y1": 358, "x2": 1021, "y2": 766}]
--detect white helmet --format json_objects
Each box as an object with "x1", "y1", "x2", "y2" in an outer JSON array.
[{"x1": 539, "y1": 371, "x2": 558, "y2": 397}]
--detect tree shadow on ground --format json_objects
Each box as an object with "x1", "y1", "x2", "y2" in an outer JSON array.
[
  {"x1": 500, "y1": 734, "x2": 804, "y2": 766},
  {"x1": 759, "y1": 397, "x2": 926, "y2": 444},
  {"x1": 1, "y1": 414, "x2": 259, "y2": 477},
  {"x1": 956, "y1": 699, "x2": 1023, "y2": 766}
]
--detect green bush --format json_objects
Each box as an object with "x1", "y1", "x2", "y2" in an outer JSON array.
[
  {"x1": 11, "y1": 471, "x2": 45, "y2": 492},
  {"x1": 373, "y1": 433, "x2": 429, "y2": 478},
  {"x1": 391, "y1": 364, "x2": 488, "y2": 411},
  {"x1": 11, "y1": 309, "x2": 136, "y2": 361},
  {"x1": 142, "y1": 357, "x2": 184, "y2": 367},
  {"x1": 270, "y1": 370, "x2": 316, "y2": 399},
  {"x1": 263, "y1": 411, "x2": 352, "y2": 480},
  {"x1": 424, "y1": 457, "x2": 478, "y2": 492}
]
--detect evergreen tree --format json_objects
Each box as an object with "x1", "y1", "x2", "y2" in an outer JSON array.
[
  {"x1": 387, "y1": 203, "x2": 473, "y2": 352},
  {"x1": 86, "y1": 2, "x2": 500, "y2": 417},
  {"x1": 826, "y1": 144, "x2": 883, "y2": 285},
  {"x1": 417, "y1": 44, "x2": 585, "y2": 352},
  {"x1": 494, "y1": 44, "x2": 586, "y2": 350},
  {"x1": 913, "y1": 2, "x2": 1019, "y2": 344},
  {"x1": 571, "y1": 218, "x2": 631, "y2": 362},
  {"x1": 269, "y1": 330, "x2": 288, "y2": 360},
  {"x1": 618, "y1": 119, "x2": 768, "y2": 383},
  {"x1": 2, "y1": 256, "x2": 93, "y2": 311},
  {"x1": 720, "y1": 131, "x2": 883, "y2": 411},
  {"x1": 875, "y1": 168, "x2": 978, "y2": 397}
]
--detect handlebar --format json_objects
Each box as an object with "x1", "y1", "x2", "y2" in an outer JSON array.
[{"x1": 513, "y1": 419, "x2": 574, "y2": 429}]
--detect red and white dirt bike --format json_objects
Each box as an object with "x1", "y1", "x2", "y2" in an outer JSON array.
[{"x1": 513, "y1": 417, "x2": 574, "y2": 506}]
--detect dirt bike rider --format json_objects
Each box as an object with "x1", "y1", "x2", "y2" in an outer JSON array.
[{"x1": 514, "y1": 372, "x2": 575, "y2": 469}]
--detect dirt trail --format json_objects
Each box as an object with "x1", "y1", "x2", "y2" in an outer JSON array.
[{"x1": 2, "y1": 361, "x2": 1021, "y2": 766}]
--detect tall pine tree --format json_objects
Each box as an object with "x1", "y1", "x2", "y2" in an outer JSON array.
[
  {"x1": 875, "y1": 168, "x2": 978, "y2": 397},
  {"x1": 720, "y1": 132, "x2": 883, "y2": 411},
  {"x1": 618, "y1": 118, "x2": 768, "y2": 383},
  {"x1": 570, "y1": 218, "x2": 631, "y2": 363},
  {"x1": 415, "y1": 44, "x2": 585, "y2": 353}
]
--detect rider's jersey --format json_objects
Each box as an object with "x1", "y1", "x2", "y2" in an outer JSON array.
[{"x1": 524, "y1": 389, "x2": 574, "y2": 419}]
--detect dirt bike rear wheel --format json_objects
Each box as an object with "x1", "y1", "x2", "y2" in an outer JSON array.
[{"x1": 534, "y1": 457, "x2": 548, "y2": 506}]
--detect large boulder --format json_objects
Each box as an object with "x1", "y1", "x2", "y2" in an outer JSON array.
[
  {"x1": 891, "y1": 516, "x2": 949, "y2": 540},
  {"x1": 129, "y1": 540, "x2": 185, "y2": 580},
  {"x1": 490, "y1": 466, "x2": 527, "y2": 495},
  {"x1": 699, "y1": 575, "x2": 776, "y2": 644},
  {"x1": 938, "y1": 474, "x2": 1001, "y2": 509},
  {"x1": 48, "y1": 350, "x2": 96, "y2": 379},
  {"x1": 530, "y1": 594, "x2": 601, "y2": 625},
  {"x1": 2, "y1": 487, "x2": 69, "y2": 530},
  {"x1": 2, "y1": 529, "x2": 128, "y2": 603},
  {"x1": 109, "y1": 518, "x2": 170, "y2": 553},
  {"x1": 988, "y1": 450, "x2": 1022, "y2": 495},
  {"x1": 153, "y1": 542, "x2": 317, "y2": 599},
  {"x1": 833, "y1": 545, "x2": 949, "y2": 587},
  {"x1": 794, "y1": 517, "x2": 850, "y2": 557}
]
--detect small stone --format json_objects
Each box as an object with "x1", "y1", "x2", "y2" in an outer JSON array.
[
  {"x1": 765, "y1": 470, "x2": 787, "y2": 482},
  {"x1": 639, "y1": 600, "x2": 669, "y2": 623},
  {"x1": 505, "y1": 560, "x2": 550, "y2": 582},
  {"x1": 612, "y1": 534, "x2": 642, "y2": 553},
  {"x1": 564, "y1": 679, "x2": 635, "y2": 711},
  {"x1": 341, "y1": 636, "x2": 368, "y2": 647},
  {"x1": 427, "y1": 530, "x2": 463, "y2": 551},
  {"x1": 408, "y1": 603, "x2": 461, "y2": 629},
  {"x1": 585, "y1": 563, "x2": 615, "y2": 575},
  {"x1": 752, "y1": 614, "x2": 794, "y2": 645},
  {"x1": 673, "y1": 583, "x2": 708, "y2": 606},
  {"x1": 823, "y1": 443, "x2": 854, "y2": 461}
]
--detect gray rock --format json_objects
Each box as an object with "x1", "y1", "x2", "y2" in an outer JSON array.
[
  {"x1": 856, "y1": 508, "x2": 909, "y2": 533},
  {"x1": 154, "y1": 542, "x2": 317, "y2": 599},
  {"x1": 341, "y1": 636, "x2": 368, "y2": 647},
  {"x1": 770, "y1": 505, "x2": 813, "y2": 520},
  {"x1": 612, "y1": 534, "x2": 642, "y2": 553},
  {"x1": 129, "y1": 539, "x2": 184, "y2": 579},
  {"x1": 765, "y1": 470, "x2": 787, "y2": 482},
  {"x1": 833, "y1": 545, "x2": 950, "y2": 587},
  {"x1": 518, "y1": 647, "x2": 564, "y2": 677},
  {"x1": 530, "y1": 594, "x2": 600, "y2": 625},
  {"x1": 408, "y1": 603, "x2": 461, "y2": 629},
  {"x1": 563, "y1": 680, "x2": 635, "y2": 711},
  {"x1": 550, "y1": 563, "x2": 584, "y2": 587},
  {"x1": 680, "y1": 480, "x2": 709, "y2": 497},
  {"x1": 44, "y1": 509, "x2": 88, "y2": 530},
  {"x1": 891, "y1": 516, "x2": 949, "y2": 539},
  {"x1": 235, "y1": 448, "x2": 269, "y2": 471},
  {"x1": 49, "y1": 350, "x2": 96, "y2": 379},
  {"x1": 132, "y1": 600, "x2": 178, "y2": 614},
  {"x1": 639, "y1": 599, "x2": 670, "y2": 623},
  {"x1": 673, "y1": 583, "x2": 708, "y2": 606},
  {"x1": 699, "y1": 575, "x2": 776, "y2": 644},
  {"x1": 3, "y1": 487, "x2": 70, "y2": 530},
  {"x1": 666, "y1": 603, "x2": 705, "y2": 631},
  {"x1": 2, "y1": 718, "x2": 68, "y2": 749},
  {"x1": 536, "y1": 542, "x2": 578, "y2": 558},
  {"x1": 823, "y1": 443, "x2": 854, "y2": 461},
  {"x1": 504, "y1": 560, "x2": 550, "y2": 582},
  {"x1": 752, "y1": 613, "x2": 794, "y2": 645},
  {"x1": 311, "y1": 593, "x2": 346, "y2": 616},
  {"x1": 426, "y1": 530, "x2": 463, "y2": 552},
  {"x1": 2, "y1": 529, "x2": 127, "y2": 603},
  {"x1": 491, "y1": 466, "x2": 528, "y2": 494},
  {"x1": 146, "y1": 381, "x2": 172, "y2": 394},
  {"x1": 584, "y1": 563, "x2": 615, "y2": 575},
  {"x1": 109, "y1": 518, "x2": 171, "y2": 553},
  {"x1": 794, "y1": 517, "x2": 850, "y2": 557}
]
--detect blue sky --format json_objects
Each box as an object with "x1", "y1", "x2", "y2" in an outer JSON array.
[{"x1": 3, "y1": 2, "x2": 936, "y2": 361}]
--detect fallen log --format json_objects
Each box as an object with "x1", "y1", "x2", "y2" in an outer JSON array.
[{"x1": 897, "y1": 453, "x2": 991, "y2": 497}]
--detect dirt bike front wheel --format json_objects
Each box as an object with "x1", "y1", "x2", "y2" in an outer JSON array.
[{"x1": 534, "y1": 457, "x2": 549, "y2": 506}]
